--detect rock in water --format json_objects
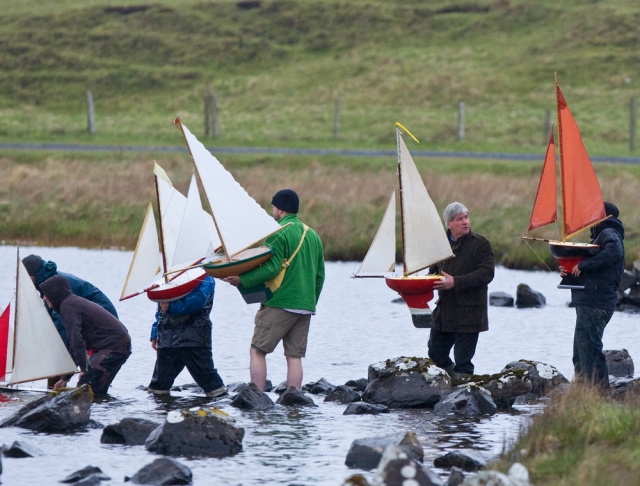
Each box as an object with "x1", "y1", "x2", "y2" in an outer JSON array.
[
  {"x1": 230, "y1": 382, "x2": 275, "y2": 411},
  {"x1": 126, "y1": 457, "x2": 192, "y2": 485},
  {"x1": 145, "y1": 408, "x2": 243, "y2": 457},
  {"x1": 101, "y1": 418, "x2": 160, "y2": 445},
  {"x1": 345, "y1": 378, "x2": 368, "y2": 392},
  {"x1": 460, "y1": 470, "x2": 512, "y2": 486},
  {"x1": 343, "y1": 402, "x2": 389, "y2": 415},
  {"x1": 375, "y1": 444, "x2": 442, "y2": 486},
  {"x1": 363, "y1": 357, "x2": 451, "y2": 408},
  {"x1": 345, "y1": 431, "x2": 424, "y2": 470},
  {"x1": 276, "y1": 386, "x2": 317, "y2": 407},
  {"x1": 515, "y1": 284, "x2": 546, "y2": 308},
  {"x1": 502, "y1": 360, "x2": 567, "y2": 396},
  {"x1": 60, "y1": 466, "x2": 110, "y2": 483},
  {"x1": 604, "y1": 349, "x2": 634, "y2": 377},
  {"x1": 433, "y1": 386, "x2": 496, "y2": 417},
  {"x1": 0, "y1": 385, "x2": 93, "y2": 433},
  {"x1": 447, "y1": 467, "x2": 465, "y2": 486},
  {"x1": 303, "y1": 377, "x2": 336, "y2": 395},
  {"x1": 2, "y1": 440, "x2": 43, "y2": 458},
  {"x1": 489, "y1": 291, "x2": 514, "y2": 307},
  {"x1": 324, "y1": 385, "x2": 361, "y2": 404},
  {"x1": 433, "y1": 450, "x2": 487, "y2": 472}
]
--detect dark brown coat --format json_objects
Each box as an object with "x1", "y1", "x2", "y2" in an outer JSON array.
[{"x1": 429, "y1": 230, "x2": 495, "y2": 333}]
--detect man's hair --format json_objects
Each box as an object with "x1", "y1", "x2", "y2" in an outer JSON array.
[{"x1": 443, "y1": 202, "x2": 468, "y2": 223}]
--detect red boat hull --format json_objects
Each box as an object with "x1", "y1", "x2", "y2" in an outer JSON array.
[
  {"x1": 385, "y1": 276, "x2": 442, "y2": 328},
  {"x1": 146, "y1": 268, "x2": 207, "y2": 302}
]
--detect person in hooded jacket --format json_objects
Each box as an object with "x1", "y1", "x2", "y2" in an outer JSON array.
[
  {"x1": 560, "y1": 201, "x2": 625, "y2": 389},
  {"x1": 147, "y1": 275, "x2": 226, "y2": 398},
  {"x1": 39, "y1": 275, "x2": 131, "y2": 395}
]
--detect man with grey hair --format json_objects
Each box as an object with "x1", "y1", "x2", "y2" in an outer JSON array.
[{"x1": 429, "y1": 202, "x2": 495, "y2": 379}]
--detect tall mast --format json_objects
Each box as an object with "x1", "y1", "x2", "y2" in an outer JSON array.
[
  {"x1": 396, "y1": 128, "x2": 407, "y2": 275},
  {"x1": 555, "y1": 72, "x2": 567, "y2": 243},
  {"x1": 154, "y1": 175, "x2": 169, "y2": 283},
  {"x1": 12, "y1": 249, "x2": 19, "y2": 371}
]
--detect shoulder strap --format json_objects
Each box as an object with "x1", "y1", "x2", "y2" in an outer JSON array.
[{"x1": 282, "y1": 224, "x2": 309, "y2": 269}]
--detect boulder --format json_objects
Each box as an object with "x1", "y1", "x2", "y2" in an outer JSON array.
[
  {"x1": 60, "y1": 466, "x2": 110, "y2": 483},
  {"x1": 2, "y1": 440, "x2": 42, "y2": 458},
  {"x1": 125, "y1": 457, "x2": 192, "y2": 485},
  {"x1": 276, "y1": 386, "x2": 317, "y2": 407},
  {"x1": 515, "y1": 284, "x2": 546, "y2": 308},
  {"x1": 101, "y1": 418, "x2": 160, "y2": 445},
  {"x1": 345, "y1": 431, "x2": 423, "y2": 470},
  {"x1": 145, "y1": 408, "x2": 243, "y2": 457},
  {"x1": 324, "y1": 385, "x2": 361, "y2": 404},
  {"x1": 471, "y1": 369, "x2": 533, "y2": 409},
  {"x1": 273, "y1": 381, "x2": 288, "y2": 395},
  {"x1": 610, "y1": 376, "x2": 640, "y2": 397},
  {"x1": 502, "y1": 360, "x2": 567, "y2": 396},
  {"x1": 489, "y1": 292, "x2": 514, "y2": 307},
  {"x1": 433, "y1": 450, "x2": 487, "y2": 472},
  {"x1": 226, "y1": 382, "x2": 248, "y2": 394},
  {"x1": 447, "y1": 467, "x2": 465, "y2": 486},
  {"x1": 0, "y1": 385, "x2": 93, "y2": 433},
  {"x1": 434, "y1": 386, "x2": 496, "y2": 417},
  {"x1": 230, "y1": 382, "x2": 275, "y2": 411},
  {"x1": 343, "y1": 402, "x2": 389, "y2": 415},
  {"x1": 363, "y1": 357, "x2": 451, "y2": 408},
  {"x1": 303, "y1": 378, "x2": 336, "y2": 395},
  {"x1": 375, "y1": 444, "x2": 442, "y2": 486},
  {"x1": 619, "y1": 270, "x2": 638, "y2": 292},
  {"x1": 507, "y1": 462, "x2": 530, "y2": 486},
  {"x1": 460, "y1": 470, "x2": 511, "y2": 486},
  {"x1": 604, "y1": 349, "x2": 634, "y2": 377},
  {"x1": 345, "y1": 378, "x2": 368, "y2": 392}
]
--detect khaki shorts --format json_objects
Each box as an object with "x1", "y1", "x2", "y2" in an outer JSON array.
[{"x1": 252, "y1": 306, "x2": 311, "y2": 358}]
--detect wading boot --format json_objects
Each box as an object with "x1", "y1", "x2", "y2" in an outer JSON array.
[{"x1": 443, "y1": 365, "x2": 458, "y2": 380}]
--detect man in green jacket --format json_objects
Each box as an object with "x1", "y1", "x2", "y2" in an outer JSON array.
[{"x1": 223, "y1": 189, "x2": 325, "y2": 391}]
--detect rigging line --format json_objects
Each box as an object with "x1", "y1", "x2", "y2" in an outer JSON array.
[{"x1": 523, "y1": 239, "x2": 553, "y2": 272}]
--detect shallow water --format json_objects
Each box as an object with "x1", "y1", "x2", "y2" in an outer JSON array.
[{"x1": 0, "y1": 246, "x2": 637, "y2": 485}]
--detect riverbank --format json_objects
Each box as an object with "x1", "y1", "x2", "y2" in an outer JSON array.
[{"x1": 1, "y1": 150, "x2": 639, "y2": 268}]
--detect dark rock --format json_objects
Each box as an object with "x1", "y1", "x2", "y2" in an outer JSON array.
[
  {"x1": 619, "y1": 270, "x2": 638, "y2": 292},
  {"x1": 474, "y1": 369, "x2": 532, "y2": 409},
  {"x1": 391, "y1": 297, "x2": 404, "y2": 304},
  {"x1": 273, "y1": 381, "x2": 288, "y2": 395},
  {"x1": 324, "y1": 385, "x2": 361, "y2": 404},
  {"x1": 345, "y1": 431, "x2": 423, "y2": 470},
  {"x1": 60, "y1": 466, "x2": 110, "y2": 483},
  {"x1": 345, "y1": 378, "x2": 368, "y2": 392},
  {"x1": 503, "y1": 360, "x2": 567, "y2": 396},
  {"x1": 363, "y1": 357, "x2": 451, "y2": 408},
  {"x1": 2, "y1": 440, "x2": 42, "y2": 458},
  {"x1": 611, "y1": 376, "x2": 640, "y2": 397},
  {"x1": 375, "y1": 444, "x2": 442, "y2": 486},
  {"x1": 276, "y1": 386, "x2": 317, "y2": 407},
  {"x1": 227, "y1": 382, "x2": 248, "y2": 394},
  {"x1": 170, "y1": 386, "x2": 181, "y2": 392},
  {"x1": 343, "y1": 402, "x2": 389, "y2": 415},
  {"x1": 434, "y1": 387, "x2": 496, "y2": 417},
  {"x1": 604, "y1": 349, "x2": 634, "y2": 377},
  {"x1": 72, "y1": 475, "x2": 107, "y2": 486},
  {"x1": 489, "y1": 291, "x2": 514, "y2": 307},
  {"x1": 135, "y1": 385, "x2": 147, "y2": 391},
  {"x1": 230, "y1": 382, "x2": 275, "y2": 411},
  {"x1": 0, "y1": 385, "x2": 93, "y2": 433},
  {"x1": 303, "y1": 378, "x2": 335, "y2": 395},
  {"x1": 237, "y1": 1, "x2": 261, "y2": 10},
  {"x1": 145, "y1": 408, "x2": 244, "y2": 457},
  {"x1": 101, "y1": 418, "x2": 160, "y2": 445},
  {"x1": 126, "y1": 457, "x2": 192, "y2": 485},
  {"x1": 264, "y1": 379, "x2": 273, "y2": 392},
  {"x1": 446, "y1": 466, "x2": 465, "y2": 486},
  {"x1": 516, "y1": 284, "x2": 546, "y2": 308},
  {"x1": 433, "y1": 450, "x2": 487, "y2": 472}
]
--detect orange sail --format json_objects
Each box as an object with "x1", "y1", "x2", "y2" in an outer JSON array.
[
  {"x1": 528, "y1": 130, "x2": 557, "y2": 231},
  {"x1": 556, "y1": 84, "x2": 606, "y2": 238}
]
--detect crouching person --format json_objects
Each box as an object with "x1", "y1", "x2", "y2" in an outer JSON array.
[
  {"x1": 40, "y1": 275, "x2": 131, "y2": 395},
  {"x1": 148, "y1": 275, "x2": 226, "y2": 398}
]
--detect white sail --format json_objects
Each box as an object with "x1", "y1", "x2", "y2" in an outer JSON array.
[
  {"x1": 354, "y1": 192, "x2": 397, "y2": 277},
  {"x1": 120, "y1": 203, "x2": 162, "y2": 300},
  {"x1": 9, "y1": 262, "x2": 77, "y2": 384},
  {"x1": 171, "y1": 174, "x2": 212, "y2": 270},
  {"x1": 179, "y1": 122, "x2": 282, "y2": 257},
  {"x1": 156, "y1": 174, "x2": 185, "y2": 269},
  {"x1": 398, "y1": 133, "x2": 454, "y2": 275}
]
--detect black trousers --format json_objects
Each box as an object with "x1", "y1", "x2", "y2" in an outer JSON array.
[
  {"x1": 78, "y1": 348, "x2": 131, "y2": 395},
  {"x1": 428, "y1": 329, "x2": 479, "y2": 375},
  {"x1": 148, "y1": 347, "x2": 224, "y2": 393}
]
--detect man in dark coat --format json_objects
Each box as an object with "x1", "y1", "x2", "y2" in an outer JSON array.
[
  {"x1": 40, "y1": 275, "x2": 131, "y2": 396},
  {"x1": 560, "y1": 201, "x2": 625, "y2": 389},
  {"x1": 147, "y1": 275, "x2": 226, "y2": 398},
  {"x1": 428, "y1": 202, "x2": 495, "y2": 379}
]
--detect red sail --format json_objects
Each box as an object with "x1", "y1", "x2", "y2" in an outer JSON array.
[
  {"x1": 0, "y1": 303, "x2": 9, "y2": 382},
  {"x1": 556, "y1": 85, "x2": 606, "y2": 238},
  {"x1": 529, "y1": 130, "x2": 557, "y2": 231}
]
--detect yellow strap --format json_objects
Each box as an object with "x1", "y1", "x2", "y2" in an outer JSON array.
[
  {"x1": 282, "y1": 224, "x2": 309, "y2": 269},
  {"x1": 395, "y1": 122, "x2": 420, "y2": 143}
]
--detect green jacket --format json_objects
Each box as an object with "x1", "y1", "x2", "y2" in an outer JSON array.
[{"x1": 240, "y1": 214, "x2": 325, "y2": 312}]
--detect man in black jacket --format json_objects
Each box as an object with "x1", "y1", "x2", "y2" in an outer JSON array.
[
  {"x1": 560, "y1": 202, "x2": 625, "y2": 389},
  {"x1": 40, "y1": 275, "x2": 131, "y2": 395}
]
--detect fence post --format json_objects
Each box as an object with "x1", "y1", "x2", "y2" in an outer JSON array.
[
  {"x1": 458, "y1": 101, "x2": 465, "y2": 140},
  {"x1": 86, "y1": 91, "x2": 95, "y2": 134},
  {"x1": 543, "y1": 109, "x2": 551, "y2": 145},
  {"x1": 212, "y1": 93, "x2": 219, "y2": 138},
  {"x1": 334, "y1": 98, "x2": 340, "y2": 139},
  {"x1": 631, "y1": 98, "x2": 637, "y2": 152},
  {"x1": 203, "y1": 86, "x2": 219, "y2": 138}
]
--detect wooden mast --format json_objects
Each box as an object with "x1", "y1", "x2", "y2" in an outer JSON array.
[
  {"x1": 396, "y1": 127, "x2": 407, "y2": 276},
  {"x1": 154, "y1": 174, "x2": 170, "y2": 283},
  {"x1": 12, "y1": 249, "x2": 19, "y2": 372},
  {"x1": 555, "y1": 72, "x2": 567, "y2": 243}
]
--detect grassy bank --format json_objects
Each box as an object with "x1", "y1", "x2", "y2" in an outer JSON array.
[
  {"x1": 494, "y1": 383, "x2": 640, "y2": 485},
  {"x1": 0, "y1": 0, "x2": 639, "y2": 155},
  {"x1": 2, "y1": 150, "x2": 639, "y2": 268}
]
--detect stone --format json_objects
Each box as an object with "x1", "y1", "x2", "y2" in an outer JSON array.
[
  {"x1": 0, "y1": 385, "x2": 93, "y2": 433},
  {"x1": 273, "y1": 381, "x2": 288, "y2": 395},
  {"x1": 126, "y1": 457, "x2": 192, "y2": 485},
  {"x1": 460, "y1": 470, "x2": 512, "y2": 485},
  {"x1": 434, "y1": 386, "x2": 497, "y2": 417},
  {"x1": 362, "y1": 357, "x2": 452, "y2": 408},
  {"x1": 610, "y1": 376, "x2": 640, "y2": 397},
  {"x1": 345, "y1": 378, "x2": 368, "y2": 392},
  {"x1": 60, "y1": 466, "x2": 110, "y2": 483},
  {"x1": 303, "y1": 377, "x2": 336, "y2": 395},
  {"x1": 345, "y1": 431, "x2": 423, "y2": 470},
  {"x1": 473, "y1": 369, "x2": 533, "y2": 409},
  {"x1": 276, "y1": 386, "x2": 317, "y2": 407},
  {"x1": 507, "y1": 462, "x2": 530, "y2": 486},
  {"x1": 72, "y1": 476, "x2": 107, "y2": 486},
  {"x1": 343, "y1": 402, "x2": 389, "y2": 415},
  {"x1": 2, "y1": 440, "x2": 42, "y2": 458},
  {"x1": 489, "y1": 292, "x2": 514, "y2": 307},
  {"x1": 230, "y1": 382, "x2": 275, "y2": 411},
  {"x1": 263, "y1": 379, "x2": 273, "y2": 392},
  {"x1": 515, "y1": 284, "x2": 546, "y2": 308},
  {"x1": 324, "y1": 385, "x2": 361, "y2": 404},
  {"x1": 604, "y1": 349, "x2": 634, "y2": 377},
  {"x1": 503, "y1": 360, "x2": 567, "y2": 396},
  {"x1": 619, "y1": 270, "x2": 638, "y2": 292},
  {"x1": 375, "y1": 444, "x2": 442, "y2": 486},
  {"x1": 447, "y1": 467, "x2": 465, "y2": 486},
  {"x1": 226, "y1": 382, "x2": 248, "y2": 394},
  {"x1": 145, "y1": 407, "x2": 243, "y2": 457},
  {"x1": 100, "y1": 418, "x2": 160, "y2": 445},
  {"x1": 433, "y1": 450, "x2": 487, "y2": 472}
]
